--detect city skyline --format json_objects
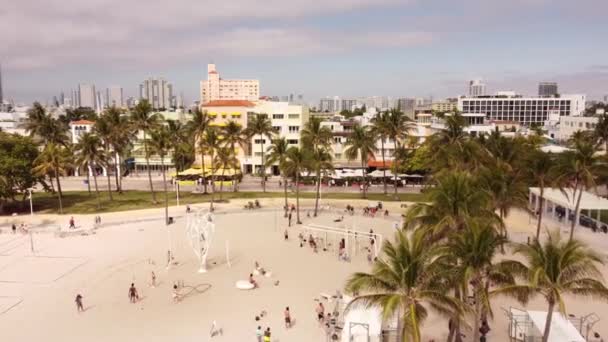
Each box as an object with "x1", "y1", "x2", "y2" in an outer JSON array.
[{"x1": 2, "y1": 0, "x2": 608, "y2": 103}]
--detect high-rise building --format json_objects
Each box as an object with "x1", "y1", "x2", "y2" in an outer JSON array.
[
  {"x1": 78, "y1": 83, "x2": 96, "y2": 109},
  {"x1": 538, "y1": 82, "x2": 558, "y2": 97},
  {"x1": 458, "y1": 94, "x2": 586, "y2": 125},
  {"x1": 469, "y1": 79, "x2": 486, "y2": 97},
  {"x1": 139, "y1": 78, "x2": 173, "y2": 109},
  {"x1": 200, "y1": 64, "x2": 259, "y2": 104},
  {"x1": 341, "y1": 99, "x2": 357, "y2": 112},
  {"x1": 395, "y1": 98, "x2": 416, "y2": 118},
  {"x1": 319, "y1": 96, "x2": 342, "y2": 113},
  {"x1": 106, "y1": 86, "x2": 123, "y2": 108}
]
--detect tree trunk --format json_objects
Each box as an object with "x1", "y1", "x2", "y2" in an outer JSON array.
[
  {"x1": 261, "y1": 140, "x2": 266, "y2": 192},
  {"x1": 85, "y1": 165, "x2": 91, "y2": 196},
  {"x1": 114, "y1": 151, "x2": 121, "y2": 193},
  {"x1": 536, "y1": 183, "x2": 545, "y2": 240},
  {"x1": 143, "y1": 131, "x2": 157, "y2": 203},
  {"x1": 410, "y1": 301, "x2": 421, "y2": 342},
  {"x1": 209, "y1": 151, "x2": 215, "y2": 211},
  {"x1": 296, "y1": 172, "x2": 301, "y2": 224},
  {"x1": 381, "y1": 139, "x2": 387, "y2": 194},
  {"x1": 201, "y1": 149, "x2": 208, "y2": 194},
  {"x1": 219, "y1": 168, "x2": 226, "y2": 201},
  {"x1": 55, "y1": 170, "x2": 63, "y2": 214},
  {"x1": 542, "y1": 299, "x2": 556, "y2": 342},
  {"x1": 231, "y1": 143, "x2": 238, "y2": 192},
  {"x1": 48, "y1": 174, "x2": 56, "y2": 193},
  {"x1": 570, "y1": 184, "x2": 584, "y2": 241},
  {"x1": 472, "y1": 279, "x2": 483, "y2": 342},
  {"x1": 394, "y1": 139, "x2": 401, "y2": 197},
  {"x1": 105, "y1": 146, "x2": 113, "y2": 201},
  {"x1": 161, "y1": 157, "x2": 169, "y2": 225},
  {"x1": 361, "y1": 157, "x2": 367, "y2": 199},
  {"x1": 314, "y1": 166, "x2": 321, "y2": 217},
  {"x1": 92, "y1": 163, "x2": 101, "y2": 210}
]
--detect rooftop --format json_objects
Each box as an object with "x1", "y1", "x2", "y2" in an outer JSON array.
[
  {"x1": 70, "y1": 119, "x2": 94, "y2": 125},
  {"x1": 201, "y1": 100, "x2": 256, "y2": 108}
]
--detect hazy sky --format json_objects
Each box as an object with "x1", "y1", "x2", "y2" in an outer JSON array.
[{"x1": 2, "y1": 0, "x2": 608, "y2": 105}]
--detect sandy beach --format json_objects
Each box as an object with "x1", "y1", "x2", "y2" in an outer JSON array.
[{"x1": 1, "y1": 199, "x2": 607, "y2": 341}]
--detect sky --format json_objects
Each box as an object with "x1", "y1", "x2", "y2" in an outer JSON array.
[{"x1": 2, "y1": 0, "x2": 608, "y2": 105}]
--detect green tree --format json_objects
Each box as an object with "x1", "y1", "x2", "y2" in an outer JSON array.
[
  {"x1": 245, "y1": 113, "x2": 275, "y2": 192},
  {"x1": 385, "y1": 109, "x2": 415, "y2": 194},
  {"x1": 221, "y1": 121, "x2": 248, "y2": 192},
  {"x1": 149, "y1": 126, "x2": 172, "y2": 225},
  {"x1": 344, "y1": 124, "x2": 377, "y2": 199},
  {"x1": 345, "y1": 230, "x2": 462, "y2": 342},
  {"x1": 202, "y1": 127, "x2": 221, "y2": 210},
  {"x1": 525, "y1": 150, "x2": 556, "y2": 240},
  {"x1": 266, "y1": 138, "x2": 290, "y2": 213},
  {"x1": 301, "y1": 117, "x2": 333, "y2": 215},
  {"x1": 75, "y1": 132, "x2": 108, "y2": 210},
  {"x1": 283, "y1": 147, "x2": 309, "y2": 224},
  {"x1": 0, "y1": 132, "x2": 43, "y2": 213},
  {"x1": 93, "y1": 114, "x2": 115, "y2": 201},
  {"x1": 554, "y1": 138, "x2": 606, "y2": 240},
  {"x1": 371, "y1": 111, "x2": 391, "y2": 194},
  {"x1": 130, "y1": 100, "x2": 162, "y2": 203},
  {"x1": 497, "y1": 232, "x2": 608, "y2": 342},
  {"x1": 214, "y1": 146, "x2": 239, "y2": 201},
  {"x1": 101, "y1": 106, "x2": 134, "y2": 193},
  {"x1": 22, "y1": 102, "x2": 69, "y2": 145},
  {"x1": 594, "y1": 113, "x2": 608, "y2": 152},
  {"x1": 33, "y1": 143, "x2": 72, "y2": 214},
  {"x1": 188, "y1": 108, "x2": 213, "y2": 193}
]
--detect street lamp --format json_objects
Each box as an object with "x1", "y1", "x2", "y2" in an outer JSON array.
[{"x1": 27, "y1": 187, "x2": 36, "y2": 216}]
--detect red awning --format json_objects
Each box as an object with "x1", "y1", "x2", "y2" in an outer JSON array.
[{"x1": 368, "y1": 160, "x2": 393, "y2": 168}]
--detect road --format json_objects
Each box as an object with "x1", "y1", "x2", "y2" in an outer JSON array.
[{"x1": 54, "y1": 174, "x2": 424, "y2": 194}]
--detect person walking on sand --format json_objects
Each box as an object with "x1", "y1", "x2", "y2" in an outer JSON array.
[
  {"x1": 263, "y1": 327, "x2": 271, "y2": 342},
  {"x1": 128, "y1": 283, "x2": 139, "y2": 303},
  {"x1": 316, "y1": 302, "x2": 325, "y2": 324},
  {"x1": 256, "y1": 326, "x2": 263, "y2": 342},
  {"x1": 288, "y1": 212, "x2": 292, "y2": 227},
  {"x1": 75, "y1": 294, "x2": 84, "y2": 313},
  {"x1": 12, "y1": 223, "x2": 16, "y2": 234},
  {"x1": 284, "y1": 306, "x2": 292, "y2": 329},
  {"x1": 69, "y1": 217, "x2": 76, "y2": 229},
  {"x1": 150, "y1": 271, "x2": 157, "y2": 287}
]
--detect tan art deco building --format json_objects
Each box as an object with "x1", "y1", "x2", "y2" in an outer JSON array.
[{"x1": 200, "y1": 64, "x2": 259, "y2": 104}]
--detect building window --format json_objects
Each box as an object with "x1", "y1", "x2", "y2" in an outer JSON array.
[
  {"x1": 254, "y1": 139, "x2": 266, "y2": 144},
  {"x1": 287, "y1": 139, "x2": 298, "y2": 145},
  {"x1": 272, "y1": 126, "x2": 281, "y2": 132},
  {"x1": 288, "y1": 114, "x2": 300, "y2": 119},
  {"x1": 333, "y1": 137, "x2": 341, "y2": 143},
  {"x1": 334, "y1": 153, "x2": 342, "y2": 159},
  {"x1": 288, "y1": 126, "x2": 300, "y2": 133},
  {"x1": 272, "y1": 114, "x2": 284, "y2": 119}
]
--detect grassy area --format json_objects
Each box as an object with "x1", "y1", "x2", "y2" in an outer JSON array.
[{"x1": 4, "y1": 190, "x2": 425, "y2": 215}]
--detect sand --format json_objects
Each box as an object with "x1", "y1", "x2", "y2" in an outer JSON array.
[{"x1": 0, "y1": 199, "x2": 607, "y2": 341}]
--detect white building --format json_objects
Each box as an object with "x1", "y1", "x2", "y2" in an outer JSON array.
[
  {"x1": 544, "y1": 115, "x2": 599, "y2": 142},
  {"x1": 319, "y1": 96, "x2": 342, "y2": 113},
  {"x1": 430, "y1": 113, "x2": 495, "y2": 137},
  {"x1": 78, "y1": 83, "x2": 96, "y2": 109},
  {"x1": 469, "y1": 79, "x2": 486, "y2": 97},
  {"x1": 139, "y1": 77, "x2": 173, "y2": 109},
  {"x1": 458, "y1": 94, "x2": 586, "y2": 126},
  {"x1": 106, "y1": 86, "x2": 123, "y2": 108},
  {"x1": 200, "y1": 64, "x2": 259, "y2": 104}
]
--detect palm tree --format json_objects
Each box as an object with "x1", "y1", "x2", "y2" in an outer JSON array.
[
  {"x1": 405, "y1": 171, "x2": 498, "y2": 239},
  {"x1": 245, "y1": 114, "x2": 275, "y2": 192},
  {"x1": 166, "y1": 120, "x2": 188, "y2": 176},
  {"x1": 22, "y1": 102, "x2": 69, "y2": 145},
  {"x1": 93, "y1": 114, "x2": 114, "y2": 201},
  {"x1": 188, "y1": 108, "x2": 212, "y2": 193},
  {"x1": 214, "y1": 147, "x2": 239, "y2": 201},
  {"x1": 102, "y1": 106, "x2": 133, "y2": 193},
  {"x1": 496, "y1": 231, "x2": 608, "y2": 342},
  {"x1": 371, "y1": 111, "x2": 391, "y2": 194},
  {"x1": 283, "y1": 147, "x2": 308, "y2": 224},
  {"x1": 266, "y1": 138, "x2": 290, "y2": 213},
  {"x1": 202, "y1": 127, "x2": 221, "y2": 210},
  {"x1": 594, "y1": 113, "x2": 608, "y2": 152},
  {"x1": 384, "y1": 109, "x2": 415, "y2": 194},
  {"x1": 390, "y1": 145, "x2": 410, "y2": 197},
  {"x1": 33, "y1": 143, "x2": 72, "y2": 214},
  {"x1": 75, "y1": 132, "x2": 107, "y2": 210},
  {"x1": 554, "y1": 138, "x2": 606, "y2": 240},
  {"x1": 525, "y1": 150, "x2": 556, "y2": 240},
  {"x1": 444, "y1": 220, "x2": 515, "y2": 342},
  {"x1": 428, "y1": 113, "x2": 481, "y2": 172},
  {"x1": 345, "y1": 230, "x2": 462, "y2": 342},
  {"x1": 309, "y1": 147, "x2": 333, "y2": 215},
  {"x1": 149, "y1": 126, "x2": 172, "y2": 225},
  {"x1": 221, "y1": 121, "x2": 248, "y2": 192},
  {"x1": 480, "y1": 160, "x2": 529, "y2": 247},
  {"x1": 344, "y1": 124, "x2": 377, "y2": 199},
  {"x1": 301, "y1": 117, "x2": 333, "y2": 215},
  {"x1": 130, "y1": 100, "x2": 162, "y2": 203}
]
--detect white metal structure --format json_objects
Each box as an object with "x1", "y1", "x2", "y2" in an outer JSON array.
[
  {"x1": 186, "y1": 208, "x2": 216, "y2": 273},
  {"x1": 529, "y1": 187, "x2": 608, "y2": 229},
  {"x1": 299, "y1": 223, "x2": 383, "y2": 258}
]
